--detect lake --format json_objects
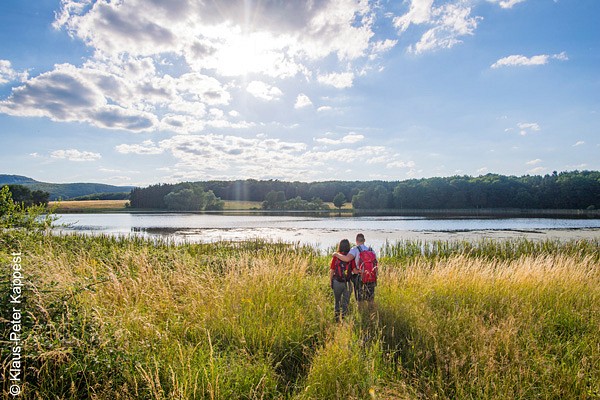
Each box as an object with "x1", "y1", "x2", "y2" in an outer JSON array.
[{"x1": 55, "y1": 212, "x2": 600, "y2": 251}]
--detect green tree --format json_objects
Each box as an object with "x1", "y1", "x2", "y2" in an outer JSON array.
[
  {"x1": 164, "y1": 188, "x2": 201, "y2": 210},
  {"x1": 0, "y1": 185, "x2": 55, "y2": 230},
  {"x1": 352, "y1": 185, "x2": 390, "y2": 209},
  {"x1": 204, "y1": 190, "x2": 225, "y2": 210},
  {"x1": 6, "y1": 185, "x2": 50, "y2": 207},
  {"x1": 262, "y1": 191, "x2": 286, "y2": 209},
  {"x1": 333, "y1": 192, "x2": 346, "y2": 209}
]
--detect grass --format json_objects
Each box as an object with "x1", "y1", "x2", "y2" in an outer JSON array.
[
  {"x1": 49, "y1": 199, "x2": 354, "y2": 213},
  {"x1": 1, "y1": 232, "x2": 599, "y2": 399},
  {"x1": 49, "y1": 199, "x2": 129, "y2": 212},
  {"x1": 222, "y1": 200, "x2": 262, "y2": 210}
]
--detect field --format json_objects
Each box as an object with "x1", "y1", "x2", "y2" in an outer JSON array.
[
  {"x1": 49, "y1": 199, "x2": 130, "y2": 212},
  {"x1": 49, "y1": 199, "x2": 260, "y2": 213},
  {"x1": 50, "y1": 199, "x2": 352, "y2": 212},
  {"x1": 1, "y1": 231, "x2": 599, "y2": 399},
  {"x1": 222, "y1": 200, "x2": 262, "y2": 210}
]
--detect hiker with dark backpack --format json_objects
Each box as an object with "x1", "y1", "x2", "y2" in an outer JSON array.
[
  {"x1": 332, "y1": 233, "x2": 378, "y2": 303},
  {"x1": 329, "y1": 238, "x2": 354, "y2": 321}
]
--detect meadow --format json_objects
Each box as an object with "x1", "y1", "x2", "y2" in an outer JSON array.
[
  {"x1": 49, "y1": 200, "x2": 130, "y2": 212},
  {"x1": 1, "y1": 230, "x2": 599, "y2": 399},
  {"x1": 49, "y1": 199, "x2": 353, "y2": 213}
]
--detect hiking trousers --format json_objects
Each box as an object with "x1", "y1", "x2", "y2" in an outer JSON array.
[
  {"x1": 350, "y1": 274, "x2": 361, "y2": 302},
  {"x1": 332, "y1": 279, "x2": 351, "y2": 319}
]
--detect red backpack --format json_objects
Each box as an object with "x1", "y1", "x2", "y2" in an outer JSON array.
[
  {"x1": 357, "y1": 246, "x2": 378, "y2": 283},
  {"x1": 333, "y1": 257, "x2": 352, "y2": 282}
]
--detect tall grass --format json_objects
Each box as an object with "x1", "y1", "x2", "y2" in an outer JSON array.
[
  {"x1": 377, "y1": 253, "x2": 600, "y2": 398},
  {"x1": 381, "y1": 237, "x2": 600, "y2": 262},
  {"x1": 1, "y1": 232, "x2": 599, "y2": 399}
]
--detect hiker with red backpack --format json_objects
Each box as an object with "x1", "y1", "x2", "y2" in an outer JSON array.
[
  {"x1": 329, "y1": 238, "x2": 354, "y2": 321},
  {"x1": 332, "y1": 233, "x2": 378, "y2": 303}
]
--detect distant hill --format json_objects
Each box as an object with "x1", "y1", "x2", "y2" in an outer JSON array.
[
  {"x1": 0, "y1": 175, "x2": 38, "y2": 185},
  {"x1": 0, "y1": 174, "x2": 134, "y2": 200}
]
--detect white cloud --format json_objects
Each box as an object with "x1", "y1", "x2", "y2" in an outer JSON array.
[
  {"x1": 395, "y1": 1, "x2": 481, "y2": 54},
  {"x1": 317, "y1": 106, "x2": 333, "y2": 112},
  {"x1": 412, "y1": 4, "x2": 480, "y2": 54},
  {"x1": 0, "y1": 60, "x2": 28, "y2": 85},
  {"x1": 477, "y1": 167, "x2": 489, "y2": 175},
  {"x1": 0, "y1": 59, "x2": 249, "y2": 133},
  {"x1": 174, "y1": 72, "x2": 231, "y2": 105},
  {"x1": 370, "y1": 39, "x2": 398, "y2": 59},
  {"x1": 314, "y1": 132, "x2": 365, "y2": 145},
  {"x1": 317, "y1": 72, "x2": 354, "y2": 89},
  {"x1": 294, "y1": 93, "x2": 313, "y2": 109},
  {"x1": 51, "y1": 149, "x2": 102, "y2": 161},
  {"x1": 491, "y1": 52, "x2": 568, "y2": 68},
  {"x1": 116, "y1": 133, "x2": 415, "y2": 181},
  {"x1": 342, "y1": 133, "x2": 365, "y2": 144},
  {"x1": 553, "y1": 51, "x2": 569, "y2": 61},
  {"x1": 394, "y1": 0, "x2": 434, "y2": 33},
  {"x1": 566, "y1": 163, "x2": 588, "y2": 169},
  {"x1": 527, "y1": 166, "x2": 546, "y2": 174},
  {"x1": 0, "y1": 63, "x2": 161, "y2": 132},
  {"x1": 246, "y1": 81, "x2": 283, "y2": 101},
  {"x1": 573, "y1": 141, "x2": 585, "y2": 147},
  {"x1": 526, "y1": 159, "x2": 542, "y2": 165},
  {"x1": 314, "y1": 137, "x2": 336, "y2": 145},
  {"x1": 516, "y1": 122, "x2": 540, "y2": 136},
  {"x1": 158, "y1": 134, "x2": 310, "y2": 179},
  {"x1": 115, "y1": 140, "x2": 164, "y2": 155},
  {"x1": 1, "y1": 0, "x2": 398, "y2": 134},
  {"x1": 53, "y1": 0, "x2": 381, "y2": 78},
  {"x1": 387, "y1": 160, "x2": 416, "y2": 169},
  {"x1": 487, "y1": 0, "x2": 527, "y2": 9}
]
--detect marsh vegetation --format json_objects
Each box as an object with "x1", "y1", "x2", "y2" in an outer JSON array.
[{"x1": 1, "y1": 229, "x2": 599, "y2": 399}]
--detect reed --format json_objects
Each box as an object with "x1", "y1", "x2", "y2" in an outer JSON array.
[{"x1": 1, "y1": 231, "x2": 599, "y2": 399}]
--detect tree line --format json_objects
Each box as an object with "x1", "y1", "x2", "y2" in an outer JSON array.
[
  {"x1": 128, "y1": 171, "x2": 600, "y2": 210},
  {"x1": 129, "y1": 182, "x2": 224, "y2": 211},
  {"x1": 2, "y1": 185, "x2": 50, "y2": 207}
]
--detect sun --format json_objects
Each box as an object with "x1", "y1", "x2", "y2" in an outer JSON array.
[{"x1": 217, "y1": 30, "x2": 286, "y2": 77}]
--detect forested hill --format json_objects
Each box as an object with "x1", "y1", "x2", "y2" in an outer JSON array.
[
  {"x1": 129, "y1": 171, "x2": 600, "y2": 210},
  {"x1": 0, "y1": 175, "x2": 134, "y2": 200}
]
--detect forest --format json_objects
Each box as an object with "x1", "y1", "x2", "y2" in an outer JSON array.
[
  {"x1": 128, "y1": 170, "x2": 600, "y2": 210},
  {"x1": 2, "y1": 184, "x2": 50, "y2": 206}
]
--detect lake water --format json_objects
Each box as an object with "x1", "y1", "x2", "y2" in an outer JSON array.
[{"x1": 55, "y1": 213, "x2": 600, "y2": 251}]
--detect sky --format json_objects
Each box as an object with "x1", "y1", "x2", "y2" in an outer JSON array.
[{"x1": 0, "y1": 0, "x2": 598, "y2": 186}]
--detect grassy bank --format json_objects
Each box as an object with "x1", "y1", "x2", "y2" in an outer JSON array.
[
  {"x1": 49, "y1": 199, "x2": 130, "y2": 212},
  {"x1": 50, "y1": 199, "x2": 354, "y2": 213},
  {"x1": 1, "y1": 232, "x2": 599, "y2": 399}
]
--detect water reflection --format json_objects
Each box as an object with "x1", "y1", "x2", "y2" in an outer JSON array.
[{"x1": 55, "y1": 213, "x2": 600, "y2": 251}]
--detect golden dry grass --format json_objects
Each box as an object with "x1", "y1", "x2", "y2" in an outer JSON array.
[
  {"x1": 2, "y1": 233, "x2": 599, "y2": 399},
  {"x1": 221, "y1": 200, "x2": 262, "y2": 210},
  {"x1": 50, "y1": 199, "x2": 129, "y2": 212}
]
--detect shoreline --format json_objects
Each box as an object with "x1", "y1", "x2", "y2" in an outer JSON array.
[
  {"x1": 55, "y1": 226, "x2": 600, "y2": 252},
  {"x1": 375, "y1": 227, "x2": 600, "y2": 242},
  {"x1": 264, "y1": 227, "x2": 600, "y2": 251},
  {"x1": 49, "y1": 200, "x2": 600, "y2": 219}
]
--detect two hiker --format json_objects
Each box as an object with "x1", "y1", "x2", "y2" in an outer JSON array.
[{"x1": 329, "y1": 233, "x2": 378, "y2": 320}]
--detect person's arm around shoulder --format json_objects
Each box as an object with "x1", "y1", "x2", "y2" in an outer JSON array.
[{"x1": 333, "y1": 247, "x2": 356, "y2": 263}]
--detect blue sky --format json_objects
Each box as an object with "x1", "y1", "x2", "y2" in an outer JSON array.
[{"x1": 0, "y1": 0, "x2": 598, "y2": 186}]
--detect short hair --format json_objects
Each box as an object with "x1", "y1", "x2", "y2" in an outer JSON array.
[{"x1": 356, "y1": 233, "x2": 365, "y2": 243}]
